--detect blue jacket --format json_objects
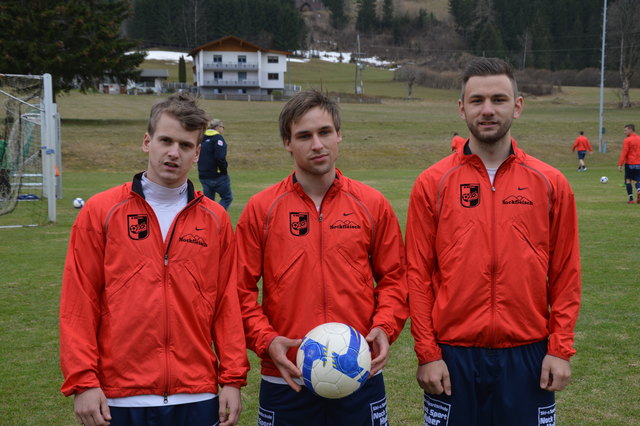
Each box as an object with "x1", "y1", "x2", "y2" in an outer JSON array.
[{"x1": 198, "y1": 129, "x2": 228, "y2": 179}]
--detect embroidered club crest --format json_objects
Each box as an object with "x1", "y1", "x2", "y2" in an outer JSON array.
[
  {"x1": 460, "y1": 184, "x2": 480, "y2": 208},
  {"x1": 128, "y1": 214, "x2": 149, "y2": 240},
  {"x1": 290, "y1": 212, "x2": 309, "y2": 236}
]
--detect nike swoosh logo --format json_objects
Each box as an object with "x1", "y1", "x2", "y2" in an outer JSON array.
[
  {"x1": 517, "y1": 186, "x2": 528, "y2": 190},
  {"x1": 343, "y1": 212, "x2": 354, "y2": 216},
  {"x1": 196, "y1": 226, "x2": 206, "y2": 231}
]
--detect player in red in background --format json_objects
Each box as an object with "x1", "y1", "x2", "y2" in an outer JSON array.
[
  {"x1": 450, "y1": 132, "x2": 466, "y2": 152},
  {"x1": 617, "y1": 124, "x2": 640, "y2": 203},
  {"x1": 572, "y1": 130, "x2": 593, "y2": 171}
]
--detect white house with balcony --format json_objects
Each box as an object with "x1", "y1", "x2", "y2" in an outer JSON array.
[{"x1": 189, "y1": 35, "x2": 291, "y2": 97}]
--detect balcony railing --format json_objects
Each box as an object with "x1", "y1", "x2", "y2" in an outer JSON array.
[
  {"x1": 203, "y1": 62, "x2": 259, "y2": 70},
  {"x1": 202, "y1": 79, "x2": 259, "y2": 87}
]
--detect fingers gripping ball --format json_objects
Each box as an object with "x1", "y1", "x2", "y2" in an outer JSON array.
[
  {"x1": 296, "y1": 322, "x2": 371, "y2": 399},
  {"x1": 72, "y1": 197, "x2": 85, "y2": 208}
]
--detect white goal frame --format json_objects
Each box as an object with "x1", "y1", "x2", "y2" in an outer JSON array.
[{"x1": 0, "y1": 73, "x2": 61, "y2": 227}]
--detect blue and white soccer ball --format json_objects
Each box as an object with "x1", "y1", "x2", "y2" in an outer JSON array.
[
  {"x1": 296, "y1": 322, "x2": 371, "y2": 399},
  {"x1": 600, "y1": 176, "x2": 609, "y2": 184},
  {"x1": 72, "y1": 197, "x2": 85, "y2": 208}
]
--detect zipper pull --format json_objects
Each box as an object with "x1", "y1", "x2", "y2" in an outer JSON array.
[
  {"x1": 163, "y1": 392, "x2": 168, "y2": 404},
  {"x1": 319, "y1": 213, "x2": 323, "y2": 222},
  {"x1": 164, "y1": 254, "x2": 168, "y2": 266}
]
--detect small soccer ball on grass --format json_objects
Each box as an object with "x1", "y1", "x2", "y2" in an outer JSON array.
[
  {"x1": 72, "y1": 197, "x2": 85, "y2": 208},
  {"x1": 600, "y1": 176, "x2": 609, "y2": 184},
  {"x1": 296, "y1": 322, "x2": 371, "y2": 399}
]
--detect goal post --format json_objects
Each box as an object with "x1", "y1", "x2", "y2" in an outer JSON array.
[{"x1": 0, "y1": 73, "x2": 61, "y2": 228}]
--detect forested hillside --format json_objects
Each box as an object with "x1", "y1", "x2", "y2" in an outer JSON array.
[{"x1": 127, "y1": 0, "x2": 638, "y2": 86}]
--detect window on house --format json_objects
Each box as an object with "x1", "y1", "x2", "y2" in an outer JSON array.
[
  {"x1": 213, "y1": 55, "x2": 222, "y2": 63},
  {"x1": 268, "y1": 73, "x2": 279, "y2": 80},
  {"x1": 214, "y1": 72, "x2": 223, "y2": 80},
  {"x1": 238, "y1": 55, "x2": 247, "y2": 63},
  {"x1": 268, "y1": 56, "x2": 279, "y2": 63},
  {"x1": 238, "y1": 72, "x2": 247, "y2": 81}
]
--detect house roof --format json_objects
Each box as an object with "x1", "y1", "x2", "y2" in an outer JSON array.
[
  {"x1": 189, "y1": 35, "x2": 290, "y2": 57},
  {"x1": 139, "y1": 69, "x2": 169, "y2": 78}
]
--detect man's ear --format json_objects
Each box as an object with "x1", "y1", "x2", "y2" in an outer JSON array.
[
  {"x1": 513, "y1": 96, "x2": 524, "y2": 119},
  {"x1": 142, "y1": 133, "x2": 151, "y2": 153},
  {"x1": 457, "y1": 99, "x2": 466, "y2": 121}
]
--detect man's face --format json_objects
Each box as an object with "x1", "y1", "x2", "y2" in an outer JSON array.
[
  {"x1": 458, "y1": 74, "x2": 523, "y2": 146},
  {"x1": 624, "y1": 126, "x2": 632, "y2": 137},
  {"x1": 142, "y1": 112, "x2": 201, "y2": 188},
  {"x1": 284, "y1": 106, "x2": 341, "y2": 178}
]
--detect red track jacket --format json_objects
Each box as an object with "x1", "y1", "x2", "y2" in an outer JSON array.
[
  {"x1": 406, "y1": 141, "x2": 581, "y2": 364},
  {"x1": 572, "y1": 135, "x2": 592, "y2": 152},
  {"x1": 60, "y1": 173, "x2": 249, "y2": 397},
  {"x1": 236, "y1": 170, "x2": 408, "y2": 376},
  {"x1": 618, "y1": 132, "x2": 640, "y2": 166}
]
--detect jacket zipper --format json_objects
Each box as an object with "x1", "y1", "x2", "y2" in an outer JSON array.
[
  {"x1": 490, "y1": 181, "x2": 497, "y2": 348},
  {"x1": 318, "y1": 208, "x2": 326, "y2": 324},
  {"x1": 160, "y1": 196, "x2": 200, "y2": 403}
]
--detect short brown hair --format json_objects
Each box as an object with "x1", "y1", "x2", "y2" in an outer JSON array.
[
  {"x1": 279, "y1": 90, "x2": 341, "y2": 142},
  {"x1": 147, "y1": 92, "x2": 209, "y2": 138},
  {"x1": 461, "y1": 57, "x2": 518, "y2": 100},
  {"x1": 624, "y1": 124, "x2": 635, "y2": 132}
]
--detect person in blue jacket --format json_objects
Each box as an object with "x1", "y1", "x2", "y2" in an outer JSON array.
[{"x1": 198, "y1": 119, "x2": 233, "y2": 209}]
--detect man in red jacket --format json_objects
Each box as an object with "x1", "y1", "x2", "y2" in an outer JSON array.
[
  {"x1": 60, "y1": 93, "x2": 249, "y2": 426},
  {"x1": 617, "y1": 124, "x2": 640, "y2": 203},
  {"x1": 406, "y1": 58, "x2": 581, "y2": 425},
  {"x1": 572, "y1": 130, "x2": 593, "y2": 171},
  {"x1": 236, "y1": 90, "x2": 408, "y2": 425}
]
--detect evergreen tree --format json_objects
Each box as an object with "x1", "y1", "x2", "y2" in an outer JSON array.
[
  {"x1": 178, "y1": 56, "x2": 186, "y2": 83},
  {"x1": 381, "y1": 0, "x2": 394, "y2": 30},
  {"x1": 324, "y1": 0, "x2": 348, "y2": 29},
  {"x1": 530, "y1": 10, "x2": 552, "y2": 69},
  {"x1": 356, "y1": 0, "x2": 377, "y2": 33},
  {"x1": 0, "y1": 0, "x2": 145, "y2": 94}
]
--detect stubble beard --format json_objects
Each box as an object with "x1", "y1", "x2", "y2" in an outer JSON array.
[{"x1": 468, "y1": 118, "x2": 512, "y2": 146}]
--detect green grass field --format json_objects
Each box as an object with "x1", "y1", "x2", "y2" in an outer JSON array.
[{"x1": 1, "y1": 62, "x2": 639, "y2": 424}]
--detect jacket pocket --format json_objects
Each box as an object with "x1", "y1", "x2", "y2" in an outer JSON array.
[
  {"x1": 437, "y1": 220, "x2": 475, "y2": 264},
  {"x1": 273, "y1": 248, "x2": 305, "y2": 283},
  {"x1": 105, "y1": 261, "x2": 145, "y2": 301},
  {"x1": 512, "y1": 221, "x2": 548, "y2": 268},
  {"x1": 183, "y1": 260, "x2": 215, "y2": 321},
  {"x1": 336, "y1": 247, "x2": 370, "y2": 287}
]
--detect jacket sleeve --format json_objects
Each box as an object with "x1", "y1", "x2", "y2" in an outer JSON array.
[
  {"x1": 214, "y1": 138, "x2": 228, "y2": 175},
  {"x1": 546, "y1": 175, "x2": 581, "y2": 360},
  {"x1": 235, "y1": 198, "x2": 279, "y2": 359},
  {"x1": 59, "y1": 201, "x2": 106, "y2": 396},
  {"x1": 212, "y1": 213, "x2": 250, "y2": 388},
  {"x1": 618, "y1": 139, "x2": 629, "y2": 166},
  {"x1": 369, "y1": 195, "x2": 409, "y2": 344},
  {"x1": 405, "y1": 174, "x2": 443, "y2": 364}
]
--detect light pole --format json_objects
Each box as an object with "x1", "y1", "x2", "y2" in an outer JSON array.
[{"x1": 598, "y1": 0, "x2": 608, "y2": 152}]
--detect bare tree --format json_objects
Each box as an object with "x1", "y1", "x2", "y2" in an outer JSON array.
[{"x1": 608, "y1": 0, "x2": 640, "y2": 108}]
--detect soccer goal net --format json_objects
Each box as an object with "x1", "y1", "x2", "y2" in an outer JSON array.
[{"x1": 0, "y1": 73, "x2": 61, "y2": 228}]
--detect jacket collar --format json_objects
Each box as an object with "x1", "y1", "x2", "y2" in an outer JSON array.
[
  {"x1": 289, "y1": 168, "x2": 344, "y2": 196},
  {"x1": 132, "y1": 171, "x2": 197, "y2": 203},
  {"x1": 460, "y1": 138, "x2": 523, "y2": 163}
]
